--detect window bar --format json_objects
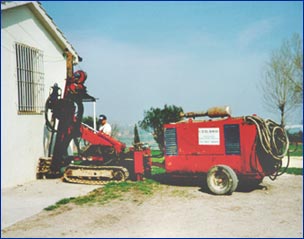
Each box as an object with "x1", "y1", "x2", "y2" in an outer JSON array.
[
  {"x1": 35, "y1": 50, "x2": 38, "y2": 112},
  {"x1": 16, "y1": 43, "x2": 45, "y2": 113},
  {"x1": 17, "y1": 44, "x2": 22, "y2": 111},
  {"x1": 35, "y1": 50, "x2": 39, "y2": 112},
  {"x1": 27, "y1": 47, "x2": 30, "y2": 111},
  {"x1": 29, "y1": 48, "x2": 36, "y2": 111},
  {"x1": 20, "y1": 45, "x2": 25, "y2": 112},
  {"x1": 28, "y1": 47, "x2": 31, "y2": 112},
  {"x1": 34, "y1": 50, "x2": 37, "y2": 112},
  {"x1": 25, "y1": 46, "x2": 29, "y2": 111},
  {"x1": 40, "y1": 52, "x2": 44, "y2": 112},
  {"x1": 23, "y1": 46, "x2": 26, "y2": 112},
  {"x1": 29, "y1": 47, "x2": 33, "y2": 112},
  {"x1": 30, "y1": 48, "x2": 33, "y2": 112},
  {"x1": 37, "y1": 52, "x2": 41, "y2": 112},
  {"x1": 16, "y1": 44, "x2": 20, "y2": 112}
]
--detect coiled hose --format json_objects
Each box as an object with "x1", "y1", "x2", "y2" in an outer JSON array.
[{"x1": 245, "y1": 115, "x2": 290, "y2": 180}]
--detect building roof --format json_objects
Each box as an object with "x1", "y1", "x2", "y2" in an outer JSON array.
[{"x1": 1, "y1": 1, "x2": 81, "y2": 63}]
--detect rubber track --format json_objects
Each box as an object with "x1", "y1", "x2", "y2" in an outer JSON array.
[{"x1": 63, "y1": 165, "x2": 129, "y2": 185}]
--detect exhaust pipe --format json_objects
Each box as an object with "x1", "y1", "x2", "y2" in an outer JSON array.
[{"x1": 181, "y1": 106, "x2": 231, "y2": 118}]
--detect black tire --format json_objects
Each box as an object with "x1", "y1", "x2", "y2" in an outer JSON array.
[{"x1": 207, "y1": 165, "x2": 238, "y2": 195}]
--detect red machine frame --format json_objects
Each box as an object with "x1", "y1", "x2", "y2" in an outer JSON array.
[
  {"x1": 41, "y1": 49, "x2": 151, "y2": 183},
  {"x1": 164, "y1": 117, "x2": 266, "y2": 180}
]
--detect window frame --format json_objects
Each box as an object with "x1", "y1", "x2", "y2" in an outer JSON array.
[{"x1": 15, "y1": 43, "x2": 45, "y2": 114}]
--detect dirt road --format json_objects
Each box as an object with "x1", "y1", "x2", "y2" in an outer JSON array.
[{"x1": 1, "y1": 173, "x2": 302, "y2": 238}]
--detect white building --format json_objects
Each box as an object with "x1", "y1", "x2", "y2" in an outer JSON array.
[{"x1": 1, "y1": 1, "x2": 80, "y2": 188}]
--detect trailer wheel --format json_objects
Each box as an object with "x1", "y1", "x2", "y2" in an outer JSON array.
[{"x1": 207, "y1": 165, "x2": 238, "y2": 195}]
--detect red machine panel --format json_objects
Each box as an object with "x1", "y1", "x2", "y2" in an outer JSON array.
[
  {"x1": 80, "y1": 124, "x2": 126, "y2": 153},
  {"x1": 164, "y1": 117, "x2": 265, "y2": 180}
]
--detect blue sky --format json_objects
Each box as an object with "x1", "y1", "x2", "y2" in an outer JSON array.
[{"x1": 41, "y1": 1, "x2": 303, "y2": 125}]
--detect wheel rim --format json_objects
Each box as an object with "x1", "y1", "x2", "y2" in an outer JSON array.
[{"x1": 210, "y1": 169, "x2": 230, "y2": 191}]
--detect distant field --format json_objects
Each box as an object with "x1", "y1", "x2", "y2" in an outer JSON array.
[
  {"x1": 289, "y1": 143, "x2": 303, "y2": 157},
  {"x1": 151, "y1": 149, "x2": 162, "y2": 156},
  {"x1": 151, "y1": 146, "x2": 302, "y2": 158}
]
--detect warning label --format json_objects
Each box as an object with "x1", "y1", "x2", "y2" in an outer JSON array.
[{"x1": 198, "y1": 128, "x2": 220, "y2": 145}]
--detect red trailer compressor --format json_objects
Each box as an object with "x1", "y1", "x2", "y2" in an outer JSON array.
[{"x1": 163, "y1": 106, "x2": 289, "y2": 195}]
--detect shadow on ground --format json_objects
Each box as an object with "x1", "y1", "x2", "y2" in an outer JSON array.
[{"x1": 150, "y1": 173, "x2": 266, "y2": 195}]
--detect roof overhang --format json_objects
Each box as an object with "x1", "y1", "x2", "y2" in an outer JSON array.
[{"x1": 1, "y1": 1, "x2": 81, "y2": 64}]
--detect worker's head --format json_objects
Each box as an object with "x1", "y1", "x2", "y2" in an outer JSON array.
[{"x1": 99, "y1": 114, "x2": 107, "y2": 125}]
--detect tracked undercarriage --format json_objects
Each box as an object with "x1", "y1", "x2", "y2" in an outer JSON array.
[{"x1": 63, "y1": 164, "x2": 130, "y2": 185}]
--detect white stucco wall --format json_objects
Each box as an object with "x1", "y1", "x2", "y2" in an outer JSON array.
[{"x1": 1, "y1": 5, "x2": 68, "y2": 188}]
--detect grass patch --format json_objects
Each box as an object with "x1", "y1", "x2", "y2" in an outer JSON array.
[
  {"x1": 44, "y1": 179, "x2": 160, "y2": 211},
  {"x1": 151, "y1": 151, "x2": 165, "y2": 175},
  {"x1": 152, "y1": 166, "x2": 166, "y2": 175},
  {"x1": 44, "y1": 205, "x2": 58, "y2": 211},
  {"x1": 74, "y1": 179, "x2": 158, "y2": 206},
  {"x1": 44, "y1": 197, "x2": 75, "y2": 211},
  {"x1": 151, "y1": 150, "x2": 165, "y2": 164},
  {"x1": 281, "y1": 167, "x2": 303, "y2": 175},
  {"x1": 151, "y1": 149, "x2": 162, "y2": 157},
  {"x1": 152, "y1": 157, "x2": 165, "y2": 164}
]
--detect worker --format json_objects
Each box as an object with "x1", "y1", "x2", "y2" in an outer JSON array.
[{"x1": 98, "y1": 114, "x2": 112, "y2": 136}]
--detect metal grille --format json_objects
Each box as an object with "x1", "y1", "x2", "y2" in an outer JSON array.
[
  {"x1": 224, "y1": 124, "x2": 241, "y2": 155},
  {"x1": 15, "y1": 43, "x2": 44, "y2": 113},
  {"x1": 164, "y1": 128, "x2": 178, "y2": 156}
]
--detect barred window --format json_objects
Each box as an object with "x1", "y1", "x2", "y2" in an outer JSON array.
[{"x1": 15, "y1": 43, "x2": 44, "y2": 114}]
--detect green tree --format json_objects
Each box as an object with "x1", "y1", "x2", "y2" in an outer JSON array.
[
  {"x1": 287, "y1": 131, "x2": 303, "y2": 143},
  {"x1": 288, "y1": 34, "x2": 303, "y2": 102},
  {"x1": 261, "y1": 33, "x2": 303, "y2": 127},
  {"x1": 111, "y1": 123, "x2": 120, "y2": 138},
  {"x1": 82, "y1": 116, "x2": 97, "y2": 128},
  {"x1": 139, "y1": 104, "x2": 183, "y2": 153}
]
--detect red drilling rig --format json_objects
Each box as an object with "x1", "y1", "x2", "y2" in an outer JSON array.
[{"x1": 37, "y1": 50, "x2": 151, "y2": 184}]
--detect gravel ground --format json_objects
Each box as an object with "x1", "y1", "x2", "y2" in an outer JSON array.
[
  {"x1": 1, "y1": 171, "x2": 303, "y2": 238},
  {"x1": 282, "y1": 156, "x2": 303, "y2": 168},
  {"x1": 1, "y1": 179, "x2": 100, "y2": 228}
]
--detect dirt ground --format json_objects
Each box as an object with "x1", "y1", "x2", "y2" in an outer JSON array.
[{"x1": 1, "y1": 173, "x2": 303, "y2": 238}]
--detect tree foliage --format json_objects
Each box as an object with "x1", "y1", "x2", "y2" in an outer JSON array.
[
  {"x1": 261, "y1": 33, "x2": 303, "y2": 127},
  {"x1": 287, "y1": 131, "x2": 303, "y2": 143},
  {"x1": 82, "y1": 116, "x2": 97, "y2": 128},
  {"x1": 139, "y1": 104, "x2": 183, "y2": 153}
]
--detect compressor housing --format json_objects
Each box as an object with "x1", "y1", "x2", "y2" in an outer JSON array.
[{"x1": 164, "y1": 106, "x2": 289, "y2": 195}]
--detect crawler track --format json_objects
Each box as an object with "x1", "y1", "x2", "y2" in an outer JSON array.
[{"x1": 63, "y1": 164, "x2": 129, "y2": 185}]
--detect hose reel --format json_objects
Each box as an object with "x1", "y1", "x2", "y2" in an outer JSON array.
[{"x1": 245, "y1": 115, "x2": 290, "y2": 179}]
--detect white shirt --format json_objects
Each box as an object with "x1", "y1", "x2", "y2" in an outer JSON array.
[{"x1": 99, "y1": 122, "x2": 112, "y2": 136}]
